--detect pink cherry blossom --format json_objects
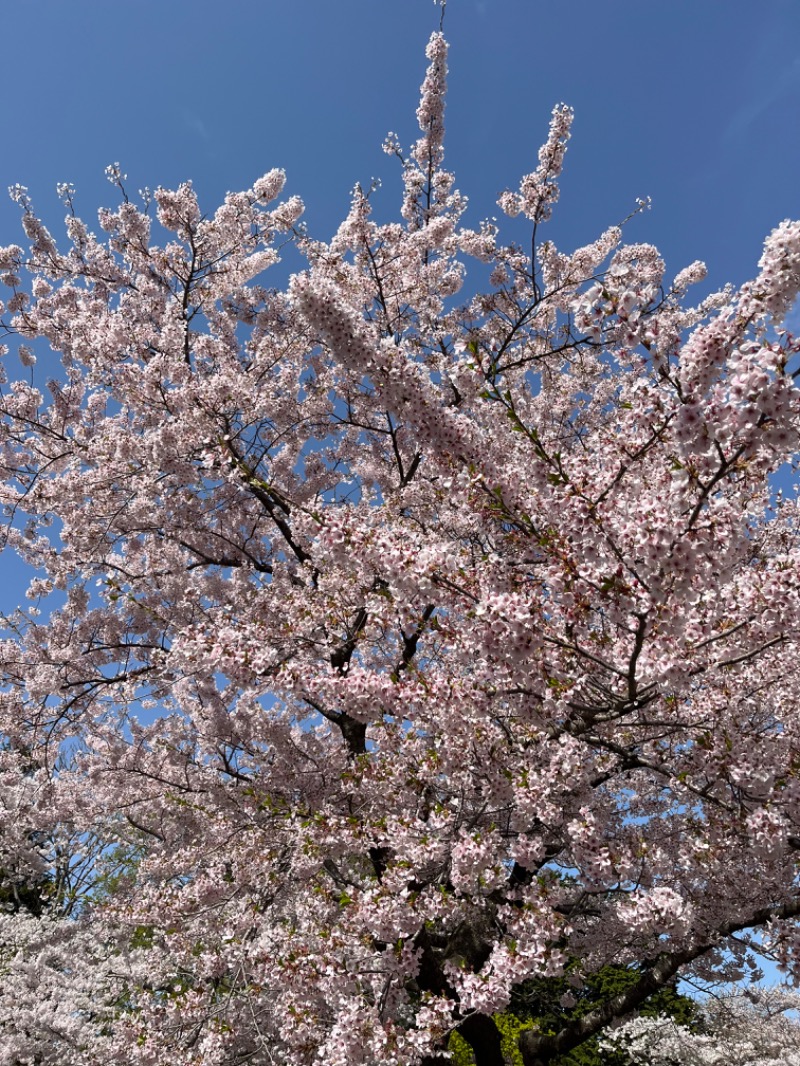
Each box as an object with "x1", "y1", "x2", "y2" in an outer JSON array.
[{"x1": 0, "y1": 22, "x2": 799, "y2": 1066}]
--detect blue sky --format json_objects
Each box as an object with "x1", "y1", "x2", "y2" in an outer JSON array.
[{"x1": 2, "y1": 0, "x2": 799, "y2": 304}]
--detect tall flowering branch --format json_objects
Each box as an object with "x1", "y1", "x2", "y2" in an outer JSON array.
[{"x1": 499, "y1": 103, "x2": 573, "y2": 223}]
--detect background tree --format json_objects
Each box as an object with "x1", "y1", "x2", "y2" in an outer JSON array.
[
  {"x1": 450, "y1": 965, "x2": 699, "y2": 1066},
  {"x1": 602, "y1": 986, "x2": 800, "y2": 1065},
  {"x1": 0, "y1": 18, "x2": 798, "y2": 1066}
]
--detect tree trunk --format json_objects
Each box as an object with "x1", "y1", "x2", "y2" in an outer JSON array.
[{"x1": 458, "y1": 1013, "x2": 506, "y2": 1066}]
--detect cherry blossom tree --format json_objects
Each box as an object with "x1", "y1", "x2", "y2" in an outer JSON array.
[
  {"x1": 602, "y1": 986, "x2": 800, "y2": 1065},
  {"x1": 1, "y1": 21, "x2": 800, "y2": 1066}
]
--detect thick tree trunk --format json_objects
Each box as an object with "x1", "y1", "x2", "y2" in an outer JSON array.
[
  {"x1": 458, "y1": 1013, "x2": 506, "y2": 1066},
  {"x1": 417, "y1": 1015, "x2": 505, "y2": 1066}
]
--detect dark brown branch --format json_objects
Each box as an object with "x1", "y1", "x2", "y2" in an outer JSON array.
[
  {"x1": 220, "y1": 437, "x2": 313, "y2": 566},
  {"x1": 330, "y1": 606, "x2": 369, "y2": 674},
  {"x1": 395, "y1": 604, "x2": 435, "y2": 676}
]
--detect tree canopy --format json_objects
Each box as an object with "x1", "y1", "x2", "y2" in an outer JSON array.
[{"x1": 0, "y1": 19, "x2": 799, "y2": 1066}]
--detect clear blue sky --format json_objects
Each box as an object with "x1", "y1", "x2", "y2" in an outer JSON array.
[{"x1": 2, "y1": 0, "x2": 799, "y2": 301}]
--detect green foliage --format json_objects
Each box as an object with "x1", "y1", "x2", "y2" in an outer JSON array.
[
  {"x1": 449, "y1": 1013, "x2": 535, "y2": 1066},
  {"x1": 447, "y1": 965, "x2": 697, "y2": 1065},
  {"x1": 92, "y1": 840, "x2": 146, "y2": 904},
  {"x1": 495, "y1": 1012, "x2": 536, "y2": 1066},
  {"x1": 448, "y1": 1029, "x2": 472, "y2": 1066}
]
